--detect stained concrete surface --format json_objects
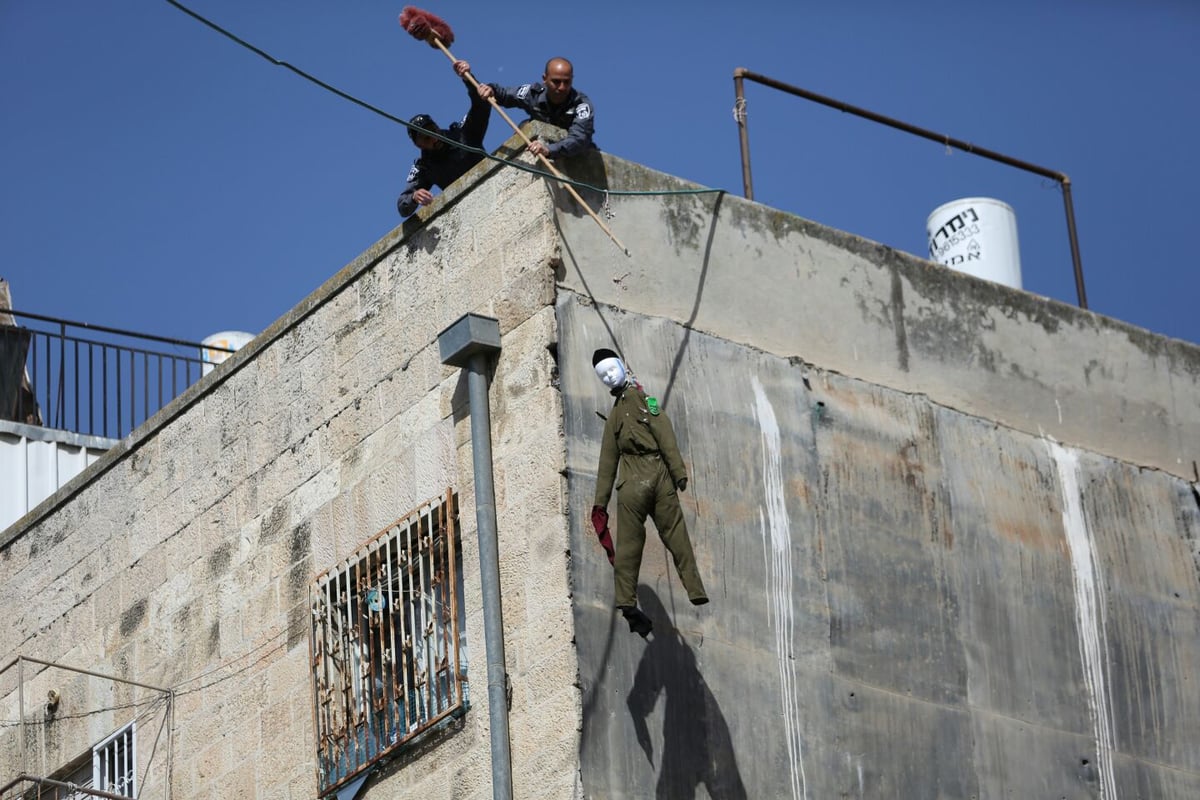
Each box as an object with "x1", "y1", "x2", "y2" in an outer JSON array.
[
  {"x1": 551, "y1": 150, "x2": 1200, "y2": 484},
  {"x1": 558, "y1": 294, "x2": 1200, "y2": 798}
]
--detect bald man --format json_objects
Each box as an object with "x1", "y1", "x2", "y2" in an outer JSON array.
[{"x1": 477, "y1": 57, "x2": 595, "y2": 159}]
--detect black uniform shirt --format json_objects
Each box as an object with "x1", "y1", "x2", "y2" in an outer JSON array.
[
  {"x1": 486, "y1": 81, "x2": 595, "y2": 158},
  {"x1": 396, "y1": 80, "x2": 491, "y2": 217}
]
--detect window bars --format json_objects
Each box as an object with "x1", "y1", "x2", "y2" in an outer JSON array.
[
  {"x1": 90, "y1": 723, "x2": 136, "y2": 799},
  {"x1": 310, "y1": 490, "x2": 467, "y2": 796},
  {"x1": 0, "y1": 722, "x2": 137, "y2": 800}
]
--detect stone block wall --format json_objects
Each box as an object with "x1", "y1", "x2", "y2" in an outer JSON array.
[{"x1": 0, "y1": 137, "x2": 581, "y2": 800}]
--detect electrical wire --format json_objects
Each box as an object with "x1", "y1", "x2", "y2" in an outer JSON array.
[
  {"x1": 0, "y1": 692, "x2": 168, "y2": 728},
  {"x1": 0, "y1": 625, "x2": 288, "y2": 729},
  {"x1": 163, "y1": 0, "x2": 723, "y2": 199},
  {"x1": 171, "y1": 627, "x2": 289, "y2": 697},
  {"x1": 137, "y1": 694, "x2": 172, "y2": 799}
]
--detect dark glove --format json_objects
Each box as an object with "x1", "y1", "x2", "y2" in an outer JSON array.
[
  {"x1": 675, "y1": 477, "x2": 688, "y2": 493},
  {"x1": 591, "y1": 505, "x2": 615, "y2": 564}
]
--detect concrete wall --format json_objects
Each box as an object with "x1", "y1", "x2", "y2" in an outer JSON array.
[
  {"x1": 553, "y1": 154, "x2": 1200, "y2": 797},
  {"x1": 0, "y1": 139, "x2": 580, "y2": 800},
  {"x1": 553, "y1": 160, "x2": 1200, "y2": 484}
]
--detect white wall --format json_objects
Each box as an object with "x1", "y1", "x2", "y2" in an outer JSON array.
[{"x1": 0, "y1": 420, "x2": 116, "y2": 532}]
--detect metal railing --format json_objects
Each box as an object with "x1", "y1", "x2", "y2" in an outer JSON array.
[
  {"x1": 1, "y1": 772, "x2": 136, "y2": 796},
  {"x1": 732, "y1": 68, "x2": 1088, "y2": 308},
  {"x1": 0, "y1": 309, "x2": 236, "y2": 440},
  {"x1": 0, "y1": 775, "x2": 135, "y2": 800}
]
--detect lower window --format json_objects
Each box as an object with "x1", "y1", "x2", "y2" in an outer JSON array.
[{"x1": 39, "y1": 721, "x2": 136, "y2": 799}]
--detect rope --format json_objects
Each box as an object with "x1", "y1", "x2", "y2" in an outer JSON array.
[
  {"x1": 164, "y1": 0, "x2": 724, "y2": 200},
  {"x1": 733, "y1": 97, "x2": 747, "y2": 124}
]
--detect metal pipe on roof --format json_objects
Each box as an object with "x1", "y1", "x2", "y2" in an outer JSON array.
[
  {"x1": 732, "y1": 67, "x2": 1088, "y2": 308},
  {"x1": 1059, "y1": 178, "x2": 1088, "y2": 309},
  {"x1": 733, "y1": 71, "x2": 754, "y2": 200}
]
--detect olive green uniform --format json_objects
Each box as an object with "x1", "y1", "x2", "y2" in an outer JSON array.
[{"x1": 595, "y1": 386, "x2": 707, "y2": 607}]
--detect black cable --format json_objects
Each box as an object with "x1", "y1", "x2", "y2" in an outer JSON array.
[
  {"x1": 172, "y1": 634, "x2": 288, "y2": 697},
  {"x1": 164, "y1": 0, "x2": 407, "y2": 126},
  {"x1": 0, "y1": 693, "x2": 168, "y2": 728}
]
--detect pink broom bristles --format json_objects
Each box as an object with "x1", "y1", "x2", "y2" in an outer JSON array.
[{"x1": 399, "y1": 6, "x2": 454, "y2": 47}]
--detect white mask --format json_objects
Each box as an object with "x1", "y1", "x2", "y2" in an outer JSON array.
[{"x1": 594, "y1": 357, "x2": 627, "y2": 389}]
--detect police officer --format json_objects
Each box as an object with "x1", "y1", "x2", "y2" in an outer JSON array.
[
  {"x1": 477, "y1": 57, "x2": 595, "y2": 159},
  {"x1": 591, "y1": 349, "x2": 708, "y2": 637},
  {"x1": 397, "y1": 61, "x2": 491, "y2": 217}
]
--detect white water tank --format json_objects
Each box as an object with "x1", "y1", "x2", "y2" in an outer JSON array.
[
  {"x1": 201, "y1": 331, "x2": 255, "y2": 375},
  {"x1": 926, "y1": 197, "x2": 1023, "y2": 289}
]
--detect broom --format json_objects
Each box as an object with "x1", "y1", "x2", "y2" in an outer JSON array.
[{"x1": 399, "y1": 6, "x2": 629, "y2": 256}]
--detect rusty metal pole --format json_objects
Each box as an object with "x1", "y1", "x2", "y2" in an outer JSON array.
[
  {"x1": 733, "y1": 69, "x2": 754, "y2": 200},
  {"x1": 1059, "y1": 177, "x2": 1088, "y2": 309},
  {"x1": 17, "y1": 657, "x2": 25, "y2": 775}
]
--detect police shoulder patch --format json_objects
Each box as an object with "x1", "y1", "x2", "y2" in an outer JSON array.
[
  {"x1": 517, "y1": 83, "x2": 531, "y2": 99},
  {"x1": 406, "y1": 165, "x2": 420, "y2": 182},
  {"x1": 576, "y1": 103, "x2": 592, "y2": 121}
]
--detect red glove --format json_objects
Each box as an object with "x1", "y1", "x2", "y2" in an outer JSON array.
[{"x1": 591, "y1": 506, "x2": 615, "y2": 565}]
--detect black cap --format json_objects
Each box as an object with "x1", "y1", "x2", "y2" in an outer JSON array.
[
  {"x1": 408, "y1": 114, "x2": 439, "y2": 143},
  {"x1": 592, "y1": 348, "x2": 620, "y2": 367}
]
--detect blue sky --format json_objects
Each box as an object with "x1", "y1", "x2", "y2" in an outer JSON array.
[{"x1": 3, "y1": 1, "x2": 1198, "y2": 347}]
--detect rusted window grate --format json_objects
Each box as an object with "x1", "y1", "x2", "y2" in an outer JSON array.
[{"x1": 310, "y1": 490, "x2": 467, "y2": 795}]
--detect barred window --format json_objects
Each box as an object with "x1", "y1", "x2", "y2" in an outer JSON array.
[
  {"x1": 34, "y1": 721, "x2": 136, "y2": 799},
  {"x1": 310, "y1": 490, "x2": 468, "y2": 796},
  {"x1": 90, "y1": 723, "x2": 136, "y2": 798}
]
